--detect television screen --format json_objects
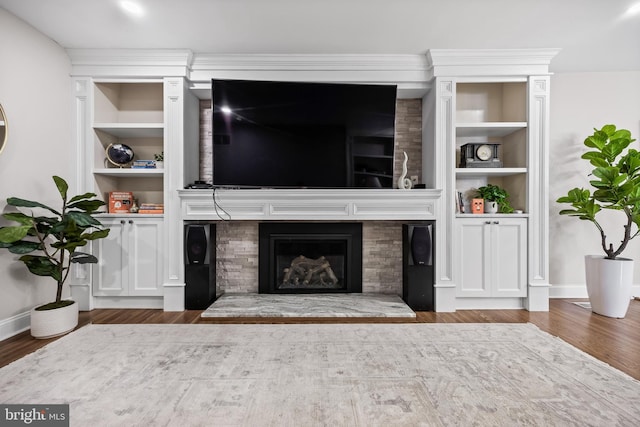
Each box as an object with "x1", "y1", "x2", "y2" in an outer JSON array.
[{"x1": 211, "y1": 79, "x2": 397, "y2": 188}]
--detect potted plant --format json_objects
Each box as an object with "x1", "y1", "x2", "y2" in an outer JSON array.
[
  {"x1": 154, "y1": 151, "x2": 164, "y2": 169},
  {"x1": 0, "y1": 176, "x2": 110, "y2": 338},
  {"x1": 556, "y1": 124, "x2": 638, "y2": 318},
  {"x1": 476, "y1": 184, "x2": 514, "y2": 213}
]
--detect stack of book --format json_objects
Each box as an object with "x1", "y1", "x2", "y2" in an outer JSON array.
[
  {"x1": 131, "y1": 160, "x2": 157, "y2": 169},
  {"x1": 139, "y1": 203, "x2": 164, "y2": 214}
]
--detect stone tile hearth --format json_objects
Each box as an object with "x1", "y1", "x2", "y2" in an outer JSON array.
[{"x1": 201, "y1": 293, "x2": 416, "y2": 318}]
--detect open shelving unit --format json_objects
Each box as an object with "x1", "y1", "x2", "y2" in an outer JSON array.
[
  {"x1": 454, "y1": 81, "x2": 528, "y2": 214},
  {"x1": 350, "y1": 135, "x2": 395, "y2": 188},
  {"x1": 92, "y1": 81, "x2": 165, "y2": 211}
]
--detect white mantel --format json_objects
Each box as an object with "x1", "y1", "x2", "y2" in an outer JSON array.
[{"x1": 179, "y1": 188, "x2": 441, "y2": 221}]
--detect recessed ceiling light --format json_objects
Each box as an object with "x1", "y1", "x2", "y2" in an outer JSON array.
[
  {"x1": 624, "y1": 2, "x2": 640, "y2": 17},
  {"x1": 119, "y1": 0, "x2": 145, "y2": 17}
]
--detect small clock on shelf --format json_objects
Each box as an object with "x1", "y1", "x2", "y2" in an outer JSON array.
[{"x1": 459, "y1": 143, "x2": 502, "y2": 168}]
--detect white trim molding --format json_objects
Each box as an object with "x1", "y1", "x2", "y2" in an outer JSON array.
[
  {"x1": 179, "y1": 188, "x2": 441, "y2": 221},
  {"x1": 428, "y1": 49, "x2": 561, "y2": 77}
]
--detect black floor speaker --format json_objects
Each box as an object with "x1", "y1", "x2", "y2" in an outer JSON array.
[
  {"x1": 402, "y1": 223, "x2": 435, "y2": 311},
  {"x1": 184, "y1": 223, "x2": 216, "y2": 310}
]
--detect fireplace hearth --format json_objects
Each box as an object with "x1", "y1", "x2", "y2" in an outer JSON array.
[{"x1": 259, "y1": 223, "x2": 363, "y2": 294}]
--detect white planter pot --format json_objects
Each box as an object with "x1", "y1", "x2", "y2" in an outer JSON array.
[
  {"x1": 584, "y1": 255, "x2": 633, "y2": 318},
  {"x1": 30, "y1": 300, "x2": 79, "y2": 339},
  {"x1": 484, "y1": 201, "x2": 498, "y2": 213}
]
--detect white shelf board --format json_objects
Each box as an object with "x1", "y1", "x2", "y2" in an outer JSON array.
[
  {"x1": 455, "y1": 167, "x2": 527, "y2": 178},
  {"x1": 93, "y1": 123, "x2": 164, "y2": 138},
  {"x1": 93, "y1": 168, "x2": 164, "y2": 177},
  {"x1": 456, "y1": 122, "x2": 527, "y2": 137}
]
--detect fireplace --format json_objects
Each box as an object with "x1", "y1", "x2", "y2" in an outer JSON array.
[{"x1": 259, "y1": 223, "x2": 363, "y2": 294}]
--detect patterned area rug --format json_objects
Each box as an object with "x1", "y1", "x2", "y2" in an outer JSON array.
[{"x1": 1, "y1": 323, "x2": 639, "y2": 426}]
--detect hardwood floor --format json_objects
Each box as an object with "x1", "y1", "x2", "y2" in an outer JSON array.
[{"x1": 2, "y1": 299, "x2": 639, "y2": 381}]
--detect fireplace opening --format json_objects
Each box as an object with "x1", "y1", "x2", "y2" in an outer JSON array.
[{"x1": 259, "y1": 223, "x2": 362, "y2": 294}]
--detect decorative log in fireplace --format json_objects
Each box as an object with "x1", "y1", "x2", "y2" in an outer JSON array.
[
  {"x1": 282, "y1": 255, "x2": 339, "y2": 287},
  {"x1": 259, "y1": 222, "x2": 363, "y2": 294}
]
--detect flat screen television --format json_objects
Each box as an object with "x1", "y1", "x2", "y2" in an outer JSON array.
[{"x1": 211, "y1": 79, "x2": 397, "y2": 188}]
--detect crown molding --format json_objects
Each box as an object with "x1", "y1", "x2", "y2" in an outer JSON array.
[
  {"x1": 427, "y1": 48, "x2": 561, "y2": 77},
  {"x1": 66, "y1": 48, "x2": 193, "y2": 77}
]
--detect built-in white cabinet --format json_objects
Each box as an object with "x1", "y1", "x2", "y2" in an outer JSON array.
[
  {"x1": 456, "y1": 217, "x2": 527, "y2": 298},
  {"x1": 93, "y1": 216, "x2": 164, "y2": 297}
]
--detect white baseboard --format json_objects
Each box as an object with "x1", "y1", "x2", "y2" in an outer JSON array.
[
  {"x1": 0, "y1": 311, "x2": 30, "y2": 342},
  {"x1": 549, "y1": 283, "x2": 640, "y2": 299}
]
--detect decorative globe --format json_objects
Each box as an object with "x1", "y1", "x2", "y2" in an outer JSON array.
[{"x1": 106, "y1": 143, "x2": 134, "y2": 166}]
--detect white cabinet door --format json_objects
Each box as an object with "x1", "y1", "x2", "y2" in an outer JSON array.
[
  {"x1": 456, "y1": 217, "x2": 527, "y2": 298},
  {"x1": 93, "y1": 219, "x2": 127, "y2": 296},
  {"x1": 493, "y1": 219, "x2": 527, "y2": 297},
  {"x1": 93, "y1": 217, "x2": 163, "y2": 297},
  {"x1": 129, "y1": 219, "x2": 163, "y2": 296},
  {"x1": 457, "y1": 219, "x2": 491, "y2": 297}
]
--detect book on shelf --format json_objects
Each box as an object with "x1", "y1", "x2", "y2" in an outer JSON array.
[
  {"x1": 131, "y1": 160, "x2": 157, "y2": 169},
  {"x1": 456, "y1": 190, "x2": 465, "y2": 214},
  {"x1": 138, "y1": 203, "x2": 164, "y2": 214},
  {"x1": 108, "y1": 191, "x2": 133, "y2": 213}
]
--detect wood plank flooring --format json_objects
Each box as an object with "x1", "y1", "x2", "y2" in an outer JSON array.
[{"x1": 2, "y1": 299, "x2": 639, "y2": 381}]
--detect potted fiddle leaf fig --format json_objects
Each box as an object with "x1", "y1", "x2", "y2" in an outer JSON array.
[
  {"x1": 476, "y1": 184, "x2": 514, "y2": 214},
  {"x1": 556, "y1": 124, "x2": 639, "y2": 318},
  {"x1": 0, "y1": 176, "x2": 110, "y2": 338}
]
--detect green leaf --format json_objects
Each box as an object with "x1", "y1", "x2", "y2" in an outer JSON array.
[
  {"x1": 2, "y1": 212, "x2": 34, "y2": 226},
  {"x1": 18, "y1": 255, "x2": 61, "y2": 281},
  {"x1": 68, "y1": 192, "x2": 99, "y2": 204},
  {"x1": 601, "y1": 124, "x2": 617, "y2": 136},
  {"x1": 53, "y1": 176, "x2": 68, "y2": 201},
  {"x1": 81, "y1": 229, "x2": 110, "y2": 240},
  {"x1": 67, "y1": 199, "x2": 106, "y2": 213},
  {"x1": 7, "y1": 240, "x2": 41, "y2": 255},
  {"x1": 6, "y1": 197, "x2": 60, "y2": 216},
  {"x1": 581, "y1": 151, "x2": 609, "y2": 167},
  {"x1": 584, "y1": 132, "x2": 607, "y2": 150},
  {"x1": 67, "y1": 211, "x2": 102, "y2": 227},
  {"x1": 70, "y1": 252, "x2": 98, "y2": 264},
  {"x1": 0, "y1": 226, "x2": 32, "y2": 243}
]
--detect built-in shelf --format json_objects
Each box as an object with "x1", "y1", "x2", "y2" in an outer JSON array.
[
  {"x1": 455, "y1": 167, "x2": 527, "y2": 178},
  {"x1": 455, "y1": 122, "x2": 527, "y2": 137},
  {"x1": 93, "y1": 123, "x2": 164, "y2": 138},
  {"x1": 93, "y1": 168, "x2": 164, "y2": 177},
  {"x1": 455, "y1": 213, "x2": 529, "y2": 218}
]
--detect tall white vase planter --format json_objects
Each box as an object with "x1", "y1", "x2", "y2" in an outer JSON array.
[{"x1": 584, "y1": 255, "x2": 633, "y2": 318}]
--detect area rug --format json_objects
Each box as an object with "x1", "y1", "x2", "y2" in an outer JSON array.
[{"x1": 1, "y1": 323, "x2": 639, "y2": 426}]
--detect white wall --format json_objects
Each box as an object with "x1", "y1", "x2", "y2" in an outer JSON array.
[
  {"x1": 549, "y1": 71, "x2": 640, "y2": 297},
  {"x1": 0, "y1": 9, "x2": 73, "y2": 338}
]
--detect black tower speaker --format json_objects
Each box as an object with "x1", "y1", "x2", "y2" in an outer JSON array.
[
  {"x1": 402, "y1": 223, "x2": 435, "y2": 311},
  {"x1": 411, "y1": 226, "x2": 431, "y2": 265},
  {"x1": 184, "y1": 223, "x2": 216, "y2": 310}
]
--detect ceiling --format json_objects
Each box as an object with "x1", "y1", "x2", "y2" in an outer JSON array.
[{"x1": 1, "y1": 0, "x2": 639, "y2": 73}]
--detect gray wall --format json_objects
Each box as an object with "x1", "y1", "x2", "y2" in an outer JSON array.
[
  {"x1": 549, "y1": 71, "x2": 640, "y2": 296},
  {"x1": 0, "y1": 9, "x2": 73, "y2": 331}
]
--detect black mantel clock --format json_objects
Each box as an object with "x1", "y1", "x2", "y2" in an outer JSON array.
[{"x1": 459, "y1": 143, "x2": 503, "y2": 168}]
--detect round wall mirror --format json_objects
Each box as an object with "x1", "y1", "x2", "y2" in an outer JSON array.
[{"x1": 0, "y1": 103, "x2": 7, "y2": 156}]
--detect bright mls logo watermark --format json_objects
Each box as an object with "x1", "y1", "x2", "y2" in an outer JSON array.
[{"x1": 1, "y1": 405, "x2": 69, "y2": 426}]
